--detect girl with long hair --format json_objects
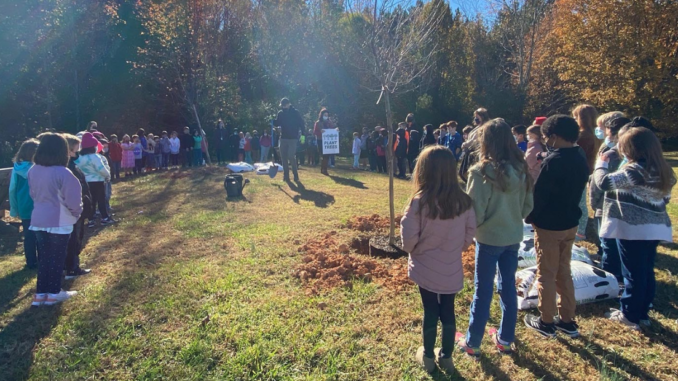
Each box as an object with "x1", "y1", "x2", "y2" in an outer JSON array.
[
  {"x1": 401, "y1": 146, "x2": 476, "y2": 373},
  {"x1": 572, "y1": 104, "x2": 599, "y2": 241},
  {"x1": 595, "y1": 127, "x2": 675, "y2": 330},
  {"x1": 9, "y1": 139, "x2": 40, "y2": 269},
  {"x1": 457, "y1": 119, "x2": 533, "y2": 357}
]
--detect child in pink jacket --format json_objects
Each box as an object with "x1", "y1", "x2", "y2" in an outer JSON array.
[{"x1": 401, "y1": 145, "x2": 476, "y2": 374}]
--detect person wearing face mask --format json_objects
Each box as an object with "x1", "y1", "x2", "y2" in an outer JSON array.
[
  {"x1": 313, "y1": 108, "x2": 337, "y2": 176},
  {"x1": 523, "y1": 115, "x2": 590, "y2": 339},
  {"x1": 588, "y1": 116, "x2": 630, "y2": 281},
  {"x1": 421, "y1": 124, "x2": 437, "y2": 149}
]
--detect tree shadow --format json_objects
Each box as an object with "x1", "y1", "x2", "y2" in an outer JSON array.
[
  {"x1": 277, "y1": 181, "x2": 335, "y2": 208},
  {"x1": 328, "y1": 175, "x2": 368, "y2": 189},
  {"x1": 0, "y1": 267, "x2": 35, "y2": 316},
  {"x1": 478, "y1": 349, "x2": 565, "y2": 381},
  {"x1": 558, "y1": 336, "x2": 662, "y2": 381}
]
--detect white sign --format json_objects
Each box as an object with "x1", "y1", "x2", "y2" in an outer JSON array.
[{"x1": 322, "y1": 129, "x2": 340, "y2": 155}]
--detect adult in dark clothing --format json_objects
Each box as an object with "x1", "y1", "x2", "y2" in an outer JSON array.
[
  {"x1": 524, "y1": 115, "x2": 590, "y2": 339},
  {"x1": 406, "y1": 113, "x2": 420, "y2": 134},
  {"x1": 215, "y1": 119, "x2": 228, "y2": 164},
  {"x1": 273, "y1": 98, "x2": 305, "y2": 181},
  {"x1": 227, "y1": 130, "x2": 240, "y2": 162},
  {"x1": 65, "y1": 136, "x2": 93, "y2": 279},
  {"x1": 421, "y1": 124, "x2": 437, "y2": 149},
  {"x1": 408, "y1": 130, "x2": 420, "y2": 173},
  {"x1": 179, "y1": 127, "x2": 194, "y2": 167},
  {"x1": 459, "y1": 108, "x2": 490, "y2": 182},
  {"x1": 395, "y1": 122, "x2": 409, "y2": 179}
]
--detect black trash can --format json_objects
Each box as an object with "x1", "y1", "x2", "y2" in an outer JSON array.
[{"x1": 225, "y1": 174, "x2": 244, "y2": 198}]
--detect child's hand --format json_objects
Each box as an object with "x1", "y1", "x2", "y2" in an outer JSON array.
[{"x1": 600, "y1": 151, "x2": 612, "y2": 162}]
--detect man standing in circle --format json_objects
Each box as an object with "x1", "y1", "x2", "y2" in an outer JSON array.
[{"x1": 273, "y1": 98, "x2": 305, "y2": 182}]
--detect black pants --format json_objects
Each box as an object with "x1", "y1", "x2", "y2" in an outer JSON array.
[
  {"x1": 66, "y1": 217, "x2": 85, "y2": 273},
  {"x1": 419, "y1": 286, "x2": 456, "y2": 359},
  {"x1": 396, "y1": 155, "x2": 408, "y2": 177},
  {"x1": 408, "y1": 154, "x2": 418, "y2": 173},
  {"x1": 377, "y1": 156, "x2": 387, "y2": 173},
  {"x1": 36, "y1": 232, "x2": 70, "y2": 294},
  {"x1": 134, "y1": 158, "x2": 144, "y2": 173},
  {"x1": 88, "y1": 181, "x2": 109, "y2": 220}
]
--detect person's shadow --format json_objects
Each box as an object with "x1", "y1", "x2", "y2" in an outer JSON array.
[
  {"x1": 329, "y1": 175, "x2": 368, "y2": 189},
  {"x1": 277, "y1": 181, "x2": 335, "y2": 208}
]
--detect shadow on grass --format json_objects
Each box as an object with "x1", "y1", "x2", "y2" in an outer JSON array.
[
  {"x1": 478, "y1": 349, "x2": 564, "y2": 381},
  {"x1": 329, "y1": 175, "x2": 368, "y2": 189},
  {"x1": 0, "y1": 305, "x2": 62, "y2": 380},
  {"x1": 558, "y1": 337, "x2": 662, "y2": 381},
  {"x1": 277, "y1": 182, "x2": 335, "y2": 208},
  {"x1": 0, "y1": 267, "x2": 35, "y2": 316}
]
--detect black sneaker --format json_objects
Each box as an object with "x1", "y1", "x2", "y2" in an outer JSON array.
[
  {"x1": 87, "y1": 220, "x2": 97, "y2": 228},
  {"x1": 554, "y1": 317, "x2": 580, "y2": 338},
  {"x1": 524, "y1": 314, "x2": 556, "y2": 338},
  {"x1": 65, "y1": 268, "x2": 91, "y2": 280}
]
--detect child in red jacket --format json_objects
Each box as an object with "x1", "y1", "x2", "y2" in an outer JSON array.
[{"x1": 108, "y1": 134, "x2": 123, "y2": 180}]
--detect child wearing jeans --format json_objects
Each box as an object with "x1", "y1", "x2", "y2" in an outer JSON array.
[
  {"x1": 9, "y1": 139, "x2": 40, "y2": 269},
  {"x1": 169, "y1": 131, "x2": 181, "y2": 168},
  {"x1": 401, "y1": 146, "x2": 476, "y2": 373},
  {"x1": 457, "y1": 119, "x2": 533, "y2": 356},
  {"x1": 595, "y1": 126, "x2": 675, "y2": 330},
  {"x1": 524, "y1": 115, "x2": 589, "y2": 338},
  {"x1": 352, "y1": 132, "x2": 361, "y2": 169},
  {"x1": 28, "y1": 133, "x2": 82, "y2": 306}
]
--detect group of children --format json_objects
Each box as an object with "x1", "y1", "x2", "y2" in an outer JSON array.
[{"x1": 401, "y1": 108, "x2": 674, "y2": 373}]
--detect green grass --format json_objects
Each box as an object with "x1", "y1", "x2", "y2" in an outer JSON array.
[{"x1": 1, "y1": 159, "x2": 678, "y2": 380}]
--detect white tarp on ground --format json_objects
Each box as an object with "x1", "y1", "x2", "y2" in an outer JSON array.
[
  {"x1": 254, "y1": 163, "x2": 283, "y2": 175},
  {"x1": 517, "y1": 239, "x2": 593, "y2": 268},
  {"x1": 226, "y1": 162, "x2": 255, "y2": 173},
  {"x1": 513, "y1": 261, "x2": 620, "y2": 310}
]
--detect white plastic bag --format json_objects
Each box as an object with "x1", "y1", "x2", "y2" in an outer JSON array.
[
  {"x1": 255, "y1": 163, "x2": 283, "y2": 175},
  {"x1": 518, "y1": 241, "x2": 592, "y2": 268},
  {"x1": 513, "y1": 261, "x2": 620, "y2": 310},
  {"x1": 226, "y1": 162, "x2": 255, "y2": 173}
]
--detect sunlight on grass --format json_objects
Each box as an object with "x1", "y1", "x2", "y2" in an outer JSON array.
[{"x1": 1, "y1": 162, "x2": 678, "y2": 380}]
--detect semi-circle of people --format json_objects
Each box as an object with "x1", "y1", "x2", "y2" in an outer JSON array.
[{"x1": 8, "y1": 102, "x2": 674, "y2": 374}]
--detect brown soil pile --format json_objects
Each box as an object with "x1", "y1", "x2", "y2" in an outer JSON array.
[
  {"x1": 294, "y1": 233, "x2": 412, "y2": 295},
  {"x1": 462, "y1": 244, "x2": 476, "y2": 278},
  {"x1": 345, "y1": 214, "x2": 403, "y2": 233}
]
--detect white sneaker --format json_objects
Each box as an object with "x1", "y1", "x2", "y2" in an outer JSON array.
[
  {"x1": 31, "y1": 293, "x2": 47, "y2": 307},
  {"x1": 44, "y1": 290, "x2": 78, "y2": 305},
  {"x1": 605, "y1": 309, "x2": 640, "y2": 331}
]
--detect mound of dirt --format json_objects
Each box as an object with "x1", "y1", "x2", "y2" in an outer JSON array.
[
  {"x1": 294, "y1": 235, "x2": 412, "y2": 295},
  {"x1": 462, "y1": 244, "x2": 476, "y2": 278},
  {"x1": 345, "y1": 214, "x2": 403, "y2": 233}
]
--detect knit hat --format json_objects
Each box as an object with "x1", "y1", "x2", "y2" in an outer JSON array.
[
  {"x1": 533, "y1": 117, "x2": 547, "y2": 126},
  {"x1": 81, "y1": 133, "x2": 98, "y2": 149}
]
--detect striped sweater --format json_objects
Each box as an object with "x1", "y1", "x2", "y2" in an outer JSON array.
[{"x1": 594, "y1": 160, "x2": 673, "y2": 242}]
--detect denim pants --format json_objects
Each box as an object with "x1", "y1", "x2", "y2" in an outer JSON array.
[
  {"x1": 368, "y1": 153, "x2": 377, "y2": 171},
  {"x1": 260, "y1": 146, "x2": 271, "y2": 162},
  {"x1": 420, "y1": 287, "x2": 456, "y2": 359},
  {"x1": 162, "y1": 153, "x2": 170, "y2": 168},
  {"x1": 36, "y1": 231, "x2": 70, "y2": 294},
  {"x1": 193, "y1": 149, "x2": 202, "y2": 166},
  {"x1": 576, "y1": 187, "x2": 588, "y2": 239},
  {"x1": 21, "y1": 219, "x2": 38, "y2": 268},
  {"x1": 618, "y1": 239, "x2": 658, "y2": 323},
  {"x1": 111, "y1": 161, "x2": 121, "y2": 179},
  {"x1": 598, "y1": 218, "x2": 622, "y2": 282},
  {"x1": 466, "y1": 242, "x2": 519, "y2": 347},
  {"x1": 353, "y1": 154, "x2": 360, "y2": 168},
  {"x1": 245, "y1": 151, "x2": 252, "y2": 164}
]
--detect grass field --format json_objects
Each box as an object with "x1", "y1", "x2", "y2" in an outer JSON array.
[{"x1": 1, "y1": 157, "x2": 678, "y2": 381}]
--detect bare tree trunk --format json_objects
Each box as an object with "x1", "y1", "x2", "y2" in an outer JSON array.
[
  {"x1": 192, "y1": 103, "x2": 211, "y2": 165},
  {"x1": 384, "y1": 90, "x2": 396, "y2": 245}
]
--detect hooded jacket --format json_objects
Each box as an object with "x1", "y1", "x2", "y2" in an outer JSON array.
[
  {"x1": 28, "y1": 165, "x2": 83, "y2": 228},
  {"x1": 467, "y1": 163, "x2": 534, "y2": 246},
  {"x1": 9, "y1": 162, "x2": 34, "y2": 220},
  {"x1": 75, "y1": 153, "x2": 111, "y2": 183}
]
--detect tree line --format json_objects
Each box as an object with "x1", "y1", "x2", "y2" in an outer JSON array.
[{"x1": 1, "y1": 0, "x2": 677, "y2": 166}]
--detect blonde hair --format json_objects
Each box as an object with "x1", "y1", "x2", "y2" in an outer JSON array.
[
  {"x1": 597, "y1": 111, "x2": 625, "y2": 128},
  {"x1": 61, "y1": 133, "x2": 81, "y2": 151},
  {"x1": 407, "y1": 145, "x2": 472, "y2": 220},
  {"x1": 475, "y1": 119, "x2": 533, "y2": 192}
]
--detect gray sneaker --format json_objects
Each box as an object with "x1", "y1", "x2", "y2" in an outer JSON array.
[{"x1": 605, "y1": 309, "x2": 640, "y2": 331}]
